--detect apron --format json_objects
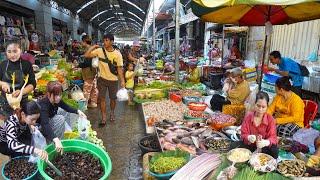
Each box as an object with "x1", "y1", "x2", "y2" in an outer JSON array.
[{"x1": 0, "y1": 60, "x2": 26, "y2": 118}]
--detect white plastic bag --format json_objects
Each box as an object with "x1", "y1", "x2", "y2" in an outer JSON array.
[
  {"x1": 78, "y1": 116, "x2": 89, "y2": 140},
  {"x1": 116, "y1": 88, "x2": 129, "y2": 101},
  {"x1": 71, "y1": 85, "x2": 85, "y2": 101},
  {"x1": 29, "y1": 127, "x2": 47, "y2": 163},
  {"x1": 92, "y1": 57, "x2": 99, "y2": 68}
]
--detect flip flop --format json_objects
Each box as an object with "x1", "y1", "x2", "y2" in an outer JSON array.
[
  {"x1": 99, "y1": 119, "x2": 107, "y2": 127},
  {"x1": 110, "y1": 114, "x2": 115, "y2": 122}
]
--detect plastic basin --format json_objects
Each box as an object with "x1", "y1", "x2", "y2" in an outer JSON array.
[
  {"x1": 37, "y1": 139, "x2": 112, "y2": 180},
  {"x1": 2, "y1": 156, "x2": 38, "y2": 180},
  {"x1": 138, "y1": 135, "x2": 161, "y2": 155}
]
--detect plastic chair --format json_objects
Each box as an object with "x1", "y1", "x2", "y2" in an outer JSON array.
[{"x1": 303, "y1": 100, "x2": 318, "y2": 128}]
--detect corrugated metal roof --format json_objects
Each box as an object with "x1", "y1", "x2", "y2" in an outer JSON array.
[{"x1": 270, "y1": 19, "x2": 320, "y2": 60}]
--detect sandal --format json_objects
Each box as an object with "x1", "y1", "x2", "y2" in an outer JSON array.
[
  {"x1": 99, "y1": 119, "x2": 107, "y2": 127},
  {"x1": 110, "y1": 114, "x2": 115, "y2": 122}
]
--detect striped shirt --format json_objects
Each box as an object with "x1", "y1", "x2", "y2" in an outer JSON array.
[{"x1": 0, "y1": 115, "x2": 35, "y2": 154}]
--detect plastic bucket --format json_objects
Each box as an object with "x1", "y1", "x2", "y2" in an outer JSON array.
[
  {"x1": 2, "y1": 156, "x2": 38, "y2": 180},
  {"x1": 37, "y1": 139, "x2": 112, "y2": 180}
]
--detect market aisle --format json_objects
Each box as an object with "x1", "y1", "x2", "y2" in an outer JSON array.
[{"x1": 86, "y1": 102, "x2": 145, "y2": 180}]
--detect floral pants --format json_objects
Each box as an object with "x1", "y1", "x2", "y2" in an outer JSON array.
[{"x1": 83, "y1": 78, "x2": 98, "y2": 104}]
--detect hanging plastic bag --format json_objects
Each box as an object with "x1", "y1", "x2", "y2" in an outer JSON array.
[
  {"x1": 64, "y1": 121, "x2": 72, "y2": 132},
  {"x1": 92, "y1": 57, "x2": 99, "y2": 68},
  {"x1": 29, "y1": 127, "x2": 47, "y2": 163},
  {"x1": 78, "y1": 116, "x2": 89, "y2": 140},
  {"x1": 70, "y1": 85, "x2": 85, "y2": 101},
  {"x1": 116, "y1": 88, "x2": 129, "y2": 101}
]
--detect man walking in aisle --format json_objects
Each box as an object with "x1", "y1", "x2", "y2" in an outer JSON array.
[{"x1": 85, "y1": 34, "x2": 125, "y2": 127}]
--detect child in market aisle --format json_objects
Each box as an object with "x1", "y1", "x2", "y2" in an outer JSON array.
[{"x1": 125, "y1": 63, "x2": 136, "y2": 105}]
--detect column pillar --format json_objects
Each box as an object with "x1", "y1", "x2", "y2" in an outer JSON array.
[
  {"x1": 35, "y1": 4, "x2": 53, "y2": 50},
  {"x1": 67, "y1": 17, "x2": 79, "y2": 41}
]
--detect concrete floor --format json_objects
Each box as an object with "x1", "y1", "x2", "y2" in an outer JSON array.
[{"x1": 86, "y1": 102, "x2": 145, "y2": 180}]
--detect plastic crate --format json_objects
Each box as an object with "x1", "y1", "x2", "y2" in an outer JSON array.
[
  {"x1": 261, "y1": 80, "x2": 276, "y2": 93},
  {"x1": 264, "y1": 73, "x2": 281, "y2": 84}
]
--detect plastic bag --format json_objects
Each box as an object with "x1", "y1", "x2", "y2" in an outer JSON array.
[
  {"x1": 78, "y1": 116, "x2": 89, "y2": 140},
  {"x1": 70, "y1": 85, "x2": 85, "y2": 101},
  {"x1": 64, "y1": 121, "x2": 72, "y2": 132},
  {"x1": 92, "y1": 57, "x2": 99, "y2": 68},
  {"x1": 116, "y1": 88, "x2": 129, "y2": 101},
  {"x1": 29, "y1": 127, "x2": 47, "y2": 163},
  {"x1": 293, "y1": 128, "x2": 320, "y2": 147}
]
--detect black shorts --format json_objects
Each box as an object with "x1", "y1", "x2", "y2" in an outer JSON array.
[{"x1": 97, "y1": 78, "x2": 118, "y2": 100}]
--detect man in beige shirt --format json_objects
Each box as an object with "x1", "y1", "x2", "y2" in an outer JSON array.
[{"x1": 85, "y1": 34, "x2": 125, "y2": 126}]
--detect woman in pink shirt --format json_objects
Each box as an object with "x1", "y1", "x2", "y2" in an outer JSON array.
[{"x1": 241, "y1": 92, "x2": 279, "y2": 158}]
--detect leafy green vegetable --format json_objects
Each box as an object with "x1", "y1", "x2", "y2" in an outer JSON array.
[
  {"x1": 233, "y1": 165, "x2": 290, "y2": 180},
  {"x1": 62, "y1": 92, "x2": 79, "y2": 109},
  {"x1": 40, "y1": 73, "x2": 57, "y2": 81},
  {"x1": 212, "y1": 155, "x2": 230, "y2": 180},
  {"x1": 150, "y1": 156, "x2": 186, "y2": 174},
  {"x1": 150, "y1": 149, "x2": 190, "y2": 174}
]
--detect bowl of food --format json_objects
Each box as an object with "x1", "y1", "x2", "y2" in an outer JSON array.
[
  {"x1": 182, "y1": 96, "x2": 201, "y2": 105},
  {"x1": 148, "y1": 150, "x2": 190, "y2": 180},
  {"x1": 249, "y1": 153, "x2": 277, "y2": 172},
  {"x1": 204, "y1": 137, "x2": 231, "y2": 153},
  {"x1": 222, "y1": 126, "x2": 241, "y2": 137},
  {"x1": 208, "y1": 113, "x2": 237, "y2": 131},
  {"x1": 277, "y1": 159, "x2": 306, "y2": 177},
  {"x1": 278, "y1": 137, "x2": 293, "y2": 151},
  {"x1": 138, "y1": 135, "x2": 161, "y2": 155},
  {"x1": 188, "y1": 102, "x2": 207, "y2": 111},
  {"x1": 227, "y1": 148, "x2": 252, "y2": 164}
]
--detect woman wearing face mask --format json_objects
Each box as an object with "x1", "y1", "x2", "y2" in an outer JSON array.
[
  {"x1": 267, "y1": 76, "x2": 305, "y2": 137},
  {"x1": 0, "y1": 41, "x2": 36, "y2": 120},
  {"x1": 37, "y1": 81, "x2": 87, "y2": 154},
  {"x1": 241, "y1": 92, "x2": 278, "y2": 158},
  {"x1": 210, "y1": 67, "x2": 250, "y2": 111},
  {"x1": 0, "y1": 100, "x2": 48, "y2": 160}
]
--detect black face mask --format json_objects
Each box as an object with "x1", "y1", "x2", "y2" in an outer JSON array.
[{"x1": 85, "y1": 40, "x2": 92, "y2": 45}]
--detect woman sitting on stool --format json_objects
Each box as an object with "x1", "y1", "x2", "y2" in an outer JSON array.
[
  {"x1": 210, "y1": 67, "x2": 250, "y2": 112},
  {"x1": 241, "y1": 92, "x2": 278, "y2": 159}
]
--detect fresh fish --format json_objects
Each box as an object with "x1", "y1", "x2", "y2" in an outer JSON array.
[
  {"x1": 163, "y1": 119, "x2": 175, "y2": 126},
  {"x1": 177, "y1": 132, "x2": 192, "y2": 139},
  {"x1": 164, "y1": 133, "x2": 177, "y2": 143},
  {"x1": 191, "y1": 136, "x2": 200, "y2": 148},
  {"x1": 201, "y1": 129, "x2": 212, "y2": 138},
  {"x1": 181, "y1": 137, "x2": 193, "y2": 145},
  {"x1": 191, "y1": 128, "x2": 207, "y2": 136},
  {"x1": 211, "y1": 130, "x2": 229, "y2": 139},
  {"x1": 172, "y1": 138, "x2": 181, "y2": 144}
]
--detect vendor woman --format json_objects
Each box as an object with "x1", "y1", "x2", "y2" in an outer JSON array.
[
  {"x1": 186, "y1": 61, "x2": 200, "y2": 84},
  {"x1": 210, "y1": 67, "x2": 250, "y2": 112},
  {"x1": 38, "y1": 81, "x2": 87, "y2": 154},
  {"x1": 241, "y1": 92, "x2": 278, "y2": 159},
  {"x1": 0, "y1": 41, "x2": 36, "y2": 120},
  {"x1": 0, "y1": 100, "x2": 48, "y2": 160},
  {"x1": 267, "y1": 76, "x2": 305, "y2": 137}
]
